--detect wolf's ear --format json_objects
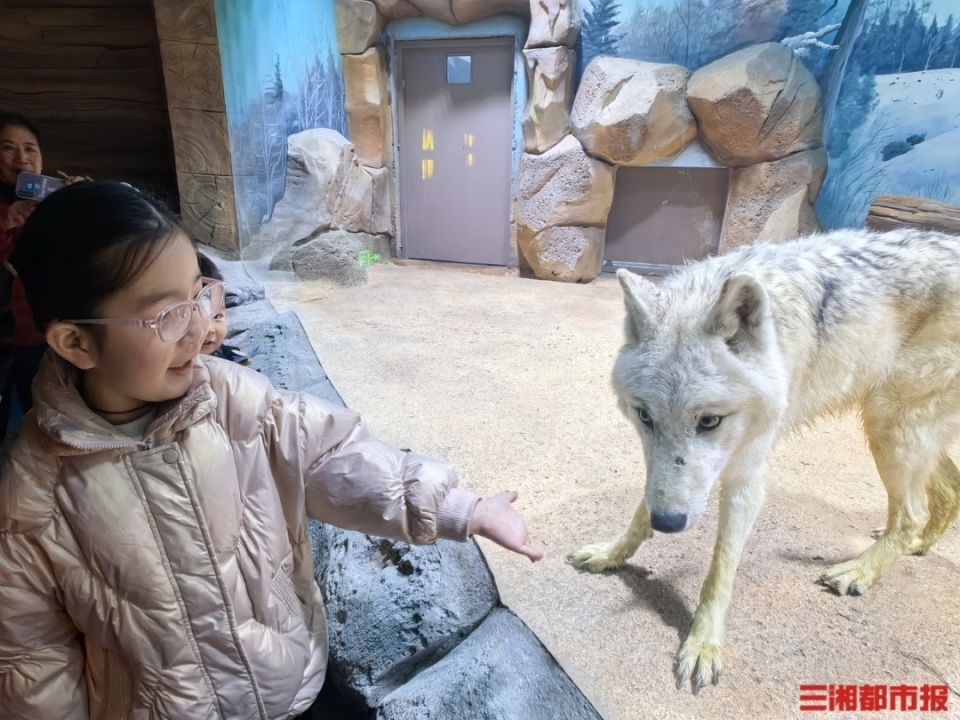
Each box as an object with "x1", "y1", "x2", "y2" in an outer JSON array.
[
  {"x1": 617, "y1": 268, "x2": 658, "y2": 344},
  {"x1": 707, "y1": 273, "x2": 770, "y2": 352}
]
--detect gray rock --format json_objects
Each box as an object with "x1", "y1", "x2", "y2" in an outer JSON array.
[
  {"x1": 291, "y1": 229, "x2": 391, "y2": 286},
  {"x1": 268, "y1": 245, "x2": 295, "y2": 273},
  {"x1": 376, "y1": 608, "x2": 603, "y2": 720},
  {"x1": 245, "y1": 128, "x2": 394, "y2": 265},
  {"x1": 336, "y1": 161, "x2": 392, "y2": 235},
  {"x1": 291, "y1": 234, "x2": 368, "y2": 287},
  {"x1": 226, "y1": 304, "x2": 335, "y2": 395},
  {"x1": 216, "y1": 259, "x2": 267, "y2": 307},
  {"x1": 245, "y1": 129, "x2": 349, "y2": 257},
  {"x1": 212, "y1": 256, "x2": 337, "y2": 394},
  {"x1": 310, "y1": 523, "x2": 499, "y2": 707}
]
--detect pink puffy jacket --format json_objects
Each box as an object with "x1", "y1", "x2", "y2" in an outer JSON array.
[{"x1": 0, "y1": 352, "x2": 479, "y2": 719}]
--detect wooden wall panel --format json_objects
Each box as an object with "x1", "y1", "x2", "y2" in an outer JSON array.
[
  {"x1": 153, "y1": 0, "x2": 238, "y2": 254},
  {"x1": 0, "y1": 0, "x2": 177, "y2": 202}
]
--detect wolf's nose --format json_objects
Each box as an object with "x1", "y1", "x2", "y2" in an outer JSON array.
[{"x1": 650, "y1": 512, "x2": 687, "y2": 533}]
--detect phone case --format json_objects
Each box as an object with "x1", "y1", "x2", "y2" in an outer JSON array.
[{"x1": 15, "y1": 171, "x2": 66, "y2": 201}]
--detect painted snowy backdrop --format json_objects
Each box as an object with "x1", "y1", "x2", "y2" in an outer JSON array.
[
  {"x1": 577, "y1": 0, "x2": 960, "y2": 229},
  {"x1": 214, "y1": 0, "x2": 346, "y2": 247},
  {"x1": 817, "y1": 0, "x2": 960, "y2": 226}
]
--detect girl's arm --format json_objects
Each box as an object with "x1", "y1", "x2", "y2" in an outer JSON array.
[
  {"x1": 212, "y1": 358, "x2": 543, "y2": 558},
  {"x1": 0, "y1": 533, "x2": 88, "y2": 719},
  {"x1": 265, "y1": 388, "x2": 476, "y2": 544}
]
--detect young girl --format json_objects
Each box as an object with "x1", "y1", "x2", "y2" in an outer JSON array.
[
  {"x1": 196, "y1": 251, "x2": 253, "y2": 364},
  {"x1": 0, "y1": 182, "x2": 542, "y2": 720}
]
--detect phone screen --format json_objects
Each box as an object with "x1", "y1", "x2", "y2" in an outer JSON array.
[{"x1": 15, "y1": 171, "x2": 66, "y2": 201}]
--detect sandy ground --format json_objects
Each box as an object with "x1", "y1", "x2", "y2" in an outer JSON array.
[{"x1": 253, "y1": 260, "x2": 960, "y2": 720}]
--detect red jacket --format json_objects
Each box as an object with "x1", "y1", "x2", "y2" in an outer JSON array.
[{"x1": 0, "y1": 190, "x2": 46, "y2": 347}]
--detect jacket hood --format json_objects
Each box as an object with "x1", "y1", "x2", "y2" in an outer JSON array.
[{"x1": 31, "y1": 351, "x2": 217, "y2": 455}]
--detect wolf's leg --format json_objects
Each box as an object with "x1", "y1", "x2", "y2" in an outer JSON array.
[
  {"x1": 870, "y1": 454, "x2": 960, "y2": 553},
  {"x1": 674, "y1": 474, "x2": 766, "y2": 694},
  {"x1": 568, "y1": 499, "x2": 654, "y2": 572},
  {"x1": 822, "y1": 405, "x2": 939, "y2": 595},
  {"x1": 915, "y1": 454, "x2": 960, "y2": 553}
]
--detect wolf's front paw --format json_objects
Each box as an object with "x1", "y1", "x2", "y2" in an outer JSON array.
[
  {"x1": 870, "y1": 527, "x2": 925, "y2": 554},
  {"x1": 821, "y1": 559, "x2": 880, "y2": 595},
  {"x1": 568, "y1": 542, "x2": 625, "y2": 572},
  {"x1": 674, "y1": 636, "x2": 723, "y2": 694}
]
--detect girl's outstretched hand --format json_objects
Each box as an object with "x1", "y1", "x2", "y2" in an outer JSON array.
[{"x1": 468, "y1": 491, "x2": 544, "y2": 562}]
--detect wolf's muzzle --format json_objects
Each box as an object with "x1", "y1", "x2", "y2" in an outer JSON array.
[{"x1": 650, "y1": 512, "x2": 687, "y2": 533}]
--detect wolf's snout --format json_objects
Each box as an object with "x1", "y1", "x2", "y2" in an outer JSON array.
[{"x1": 650, "y1": 512, "x2": 687, "y2": 533}]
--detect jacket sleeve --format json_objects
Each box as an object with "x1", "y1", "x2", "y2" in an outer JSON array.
[
  {"x1": 0, "y1": 532, "x2": 88, "y2": 719},
  {"x1": 265, "y1": 388, "x2": 480, "y2": 544}
]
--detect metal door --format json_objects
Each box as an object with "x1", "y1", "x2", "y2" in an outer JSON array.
[
  {"x1": 398, "y1": 39, "x2": 514, "y2": 265},
  {"x1": 604, "y1": 166, "x2": 730, "y2": 274}
]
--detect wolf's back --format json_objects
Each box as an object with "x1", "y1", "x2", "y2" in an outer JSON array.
[{"x1": 650, "y1": 228, "x2": 960, "y2": 426}]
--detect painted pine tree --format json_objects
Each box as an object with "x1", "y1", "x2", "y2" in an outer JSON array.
[{"x1": 580, "y1": 0, "x2": 623, "y2": 70}]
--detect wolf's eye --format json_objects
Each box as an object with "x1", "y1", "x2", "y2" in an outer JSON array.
[
  {"x1": 637, "y1": 408, "x2": 653, "y2": 426},
  {"x1": 698, "y1": 415, "x2": 722, "y2": 431}
]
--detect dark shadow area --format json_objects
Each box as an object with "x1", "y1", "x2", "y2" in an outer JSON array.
[
  {"x1": 615, "y1": 564, "x2": 695, "y2": 641},
  {"x1": 308, "y1": 674, "x2": 374, "y2": 720}
]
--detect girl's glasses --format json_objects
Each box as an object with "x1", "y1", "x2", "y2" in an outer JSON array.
[{"x1": 66, "y1": 278, "x2": 226, "y2": 344}]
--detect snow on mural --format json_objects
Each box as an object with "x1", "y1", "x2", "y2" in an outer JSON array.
[
  {"x1": 577, "y1": 0, "x2": 960, "y2": 229},
  {"x1": 817, "y1": 0, "x2": 960, "y2": 227},
  {"x1": 214, "y1": 0, "x2": 346, "y2": 246}
]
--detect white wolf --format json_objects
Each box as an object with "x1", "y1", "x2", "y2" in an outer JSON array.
[{"x1": 570, "y1": 228, "x2": 960, "y2": 693}]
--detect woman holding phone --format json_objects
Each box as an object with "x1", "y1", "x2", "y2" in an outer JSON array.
[
  {"x1": 0, "y1": 113, "x2": 44, "y2": 237},
  {"x1": 0, "y1": 112, "x2": 87, "y2": 439}
]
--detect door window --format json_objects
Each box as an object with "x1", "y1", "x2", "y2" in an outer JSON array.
[{"x1": 446, "y1": 55, "x2": 472, "y2": 85}]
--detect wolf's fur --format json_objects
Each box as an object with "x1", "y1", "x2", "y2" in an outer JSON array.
[{"x1": 570, "y1": 228, "x2": 960, "y2": 693}]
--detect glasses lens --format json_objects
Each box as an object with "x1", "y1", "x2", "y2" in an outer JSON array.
[
  {"x1": 198, "y1": 282, "x2": 225, "y2": 319},
  {"x1": 158, "y1": 303, "x2": 193, "y2": 343}
]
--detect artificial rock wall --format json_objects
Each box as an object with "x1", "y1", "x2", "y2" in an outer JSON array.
[{"x1": 319, "y1": 4, "x2": 828, "y2": 284}]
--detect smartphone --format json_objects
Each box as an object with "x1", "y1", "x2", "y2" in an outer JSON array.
[{"x1": 15, "y1": 171, "x2": 66, "y2": 201}]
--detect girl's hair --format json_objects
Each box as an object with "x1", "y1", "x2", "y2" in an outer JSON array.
[
  {"x1": 0, "y1": 112, "x2": 43, "y2": 148},
  {"x1": 197, "y1": 251, "x2": 223, "y2": 282},
  {"x1": 11, "y1": 181, "x2": 185, "y2": 330}
]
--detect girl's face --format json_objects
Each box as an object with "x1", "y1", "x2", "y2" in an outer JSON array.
[
  {"x1": 80, "y1": 233, "x2": 209, "y2": 415},
  {"x1": 0, "y1": 124, "x2": 42, "y2": 186},
  {"x1": 201, "y1": 307, "x2": 227, "y2": 355}
]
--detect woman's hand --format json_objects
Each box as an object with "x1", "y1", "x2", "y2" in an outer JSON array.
[
  {"x1": 1, "y1": 200, "x2": 35, "y2": 231},
  {"x1": 468, "y1": 491, "x2": 544, "y2": 562},
  {"x1": 57, "y1": 171, "x2": 91, "y2": 186}
]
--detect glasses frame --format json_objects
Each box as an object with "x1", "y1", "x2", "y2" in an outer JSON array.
[{"x1": 65, "y1": 278, "x2": 226, "y2": 344}]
